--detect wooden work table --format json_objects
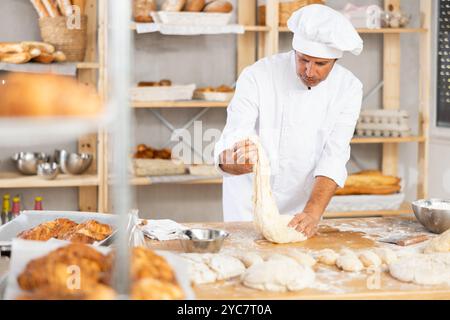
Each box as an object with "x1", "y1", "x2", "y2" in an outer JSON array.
[{"x1": 146, "y1": 217, "x2": 450, "y2": 300}]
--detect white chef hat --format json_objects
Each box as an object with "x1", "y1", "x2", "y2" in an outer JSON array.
[{"x1": 287, "y1": 4, "x2": 363, "y2": 59}]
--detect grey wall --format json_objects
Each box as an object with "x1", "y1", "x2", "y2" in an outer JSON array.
[{"x1": 1, "y1": 0, "x2": 447, "y2": 221}]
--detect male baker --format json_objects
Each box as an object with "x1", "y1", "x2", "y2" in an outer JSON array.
[{"x1": 214, "y1": 4, "x2": 364, "y2": 237}]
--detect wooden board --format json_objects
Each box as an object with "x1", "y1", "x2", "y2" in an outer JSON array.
[{"x1": 146, "y1": 217, "x2": 450, "y2": 300}]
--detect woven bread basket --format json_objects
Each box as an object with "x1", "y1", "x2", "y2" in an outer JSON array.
[
  {"x1": 39, "y1": 15, "x2": 87, "y2": 62},
  {"x1": 258, "y1": 0, "x2": 324, "y2": 26}
]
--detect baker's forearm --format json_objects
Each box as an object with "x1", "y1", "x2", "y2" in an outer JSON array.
[{"x1": 303, "y1": 176, "x2": 338, "y2": 218}]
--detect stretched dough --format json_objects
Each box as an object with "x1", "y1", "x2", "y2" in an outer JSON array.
[
  {"x1": 424, "y1": 228, "x2": 450, "y2": 254},
  {"x1": 389, "y1": 253, "x2": 450, "y2": 285},
  {"x1": 251, "y1": 136, "x2": 307, "y2": 244},
  {"x1": 242, "y1": 259, "x2": 315, "y2": 292}
]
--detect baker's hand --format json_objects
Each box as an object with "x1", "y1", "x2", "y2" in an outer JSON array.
[
  {"x1": 288, "y1": 212, "x2": 320, "y2": 238},
  {"x1": 219, "y1": 139, "x2": 257, "y2": 175}
]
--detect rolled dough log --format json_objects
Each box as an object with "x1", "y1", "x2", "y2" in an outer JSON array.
[
  {"x1": 250, "y1": 136, "x2": 307, "y2": 244},
  {"x1": 336, "y1": 250, "x2": 364, "y2": 272},
  {"x1": 358, "y1": 250, "x2": 382, "y2": 268},
  {"x1": 316, "y1": 249, "x2": 339, "y2": 266},
  {"x1": 374, "y1": 247, "x2": 398, "y2": 265}
]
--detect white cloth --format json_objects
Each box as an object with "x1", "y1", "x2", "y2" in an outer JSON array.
[
  {"x1": 140, "y1": 219, "x2": 188, "y2": 241},
  {"x1": 135, "y1": 23, "x2": 245, "y2": 35},
  {"x1": 214, "y1": 51, "x2": 363, "y2": 222},
  {"x1": 287, "y1": 4, "x2": 363, "y2": 59}
]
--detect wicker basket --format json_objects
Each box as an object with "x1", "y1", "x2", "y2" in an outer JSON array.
[
  {"x1": 39, "y1": 15, "x2": 87, "y2": 62},
  {"x1": 258, "y1": 0, "x2": 324, "y2": 26}
]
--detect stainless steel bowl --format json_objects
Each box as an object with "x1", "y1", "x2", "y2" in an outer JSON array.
[
  {"x1": 12, "y1": 152, "x2": 49, "y2": 175},
  {"x1": 55, "y1": 149, "x2": 93, "y2": 175},
  {"x1": 179, "y1": 228, "x2": 229, "y2": 253},
  {"x1": 412, "y1": 199, "x2": 450, "y2": 234},
  {"x1": 37, "y1": 162, "x2": 59, "y2": 180}
]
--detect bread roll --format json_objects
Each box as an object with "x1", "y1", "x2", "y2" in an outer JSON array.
[
  {"x1": 0, "y1": 52, "x2": 33, "y2": 64},
  {"x1": 203, "y1": 0, "x2": 233, "y2": 13},
  {"x1": 0, "y1": 73, "x2": 102, "y2": 117},
  {"x1": 33, "y1": 52, "x2": 55, "y2": 64},
  {"x1": 21, "y1": 41, "x2": 55, "y2": 54},
  {"x1": 159, "y1": 79, "x2": 172, "y2": 86},
  {"x1": 184, "y1": 0, "x2": 205, "y2": 12},
  {"x1": 161, "y1": 0, "x2": 186, "y2": 12},
  {"x1": 53, "y1": 51, "x2": 67, "y2": 62},
  {"x1": 30, "y1": 0, "x2": 50, "y2": 18}
]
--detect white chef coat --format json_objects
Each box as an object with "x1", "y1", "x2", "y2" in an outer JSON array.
[{"x1": 214, "y1": 51, "x2": 363, "y2": 222}]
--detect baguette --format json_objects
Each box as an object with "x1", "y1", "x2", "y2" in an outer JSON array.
[
  {"x1": 21, "y1": 41, "x2": 55, "y2": 54},
  {"x1": 30, "y1": 0, "x2": 49, "y2": 18},
  {"x1": 0, "y1": 42, "x2": 28, "y2": 54},
  {"x1": 71, "y1": 0, "x2": 86, "y2": 14},
  {"x1": 184, "y1": 0, "x2": 205, "y2": 12},
  {"x1": 42, "y1": 0, "x2": 61, "y2": 17},
  {"x1": 203, "y1": 0, "x2": 233, "y2": 13},
  {"x1": 0, "y1": 52, "x2": 33, "y2": 64},
  {"x1": 56, "y1": 0, "x2": 72, "y2": 16},
  {"x1": 33, "y1": 52, "x2": 55, "y2": 64}
]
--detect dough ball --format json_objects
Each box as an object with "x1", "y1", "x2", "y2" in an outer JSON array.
[
  {"x1": 242, "y1": 259, "x2": 315, "y2": 292},
  {"x1": 374, "y1": 247, "x2": 398, "y2": 265},
  {"x1": 285, "y1": 251, "x2": 316, "y2": 267},
  {"x1": 424, "y1": 229, "x2": 450, "y2": 254},
  {"x1": 316, "y1": 249, "x2": 339, "y2": 266},
  {"x1": 231, "y1": 251, "x2": 263, "y2": 268},
  {"x1": 358, "y1": 250, "x2": 382, "y2": 268},
  {"x1": 336, "y1": 250, "x2": 364, "y2": 272},
  {"x1": 389, "y1": 253, "x2": 450, "y2": 285},
  {"x1": 206, "y1": 255, "x2": 246, "y2": 280}
]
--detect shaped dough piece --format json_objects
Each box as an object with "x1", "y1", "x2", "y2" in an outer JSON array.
[
  {"x1": 424, "y1": 229, "x2": 450, "y2": 254},
  {"x1": 359, "y1": 250, "x2": 382, "y2": 268},
  {"x1": 316, "y1": 249, "x2": 339, "y2": 266},
  {"x1": 389, "y1": 253, "x2": 450, "y2": 285},
  {"x1": 242, "y1": 259, "x2": 315, "y2": 292},
  {"x1": 374, "y1": 247, "x2": 398, "y2": 265},
  {"x1": 206, "y1": 255, "x2": 246, "y2": 280},
  {"x1": 181, "y1": 258, "x2": 217, "y2": 285},
  {"x1": 285, "y1": 251, "x2": 316, "y2": 267},
  {"x1": 336, "y1": 250, "x2": 364, "y2": 272},
  {"x1": 251, "y1": 136, "x2": 307, "y2": 244},
  {"x1": 232, "y1": 251, "x2": 263, "y2": 268}
]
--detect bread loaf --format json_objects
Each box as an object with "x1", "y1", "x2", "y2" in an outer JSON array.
[
  {"x1": 344, "y1": 174, "x2": 400, "y2": 187},
  {"x1": 335, "y1": 185, "x2": 401, "y2": 196},
  {"x1": 21, "y1": 41, "x2": 55, "y2": 54},
  {"x1": 0, "y1": 42, "x2": 28, "y2": 54},
  {"x1": 162, "y1": 0, "x2": 186, "y2": 11},
  {"x1": 0, "y1": 52, "x2": 33, "y2": 64},
  {"x1": 203, "y1": 0, "x2": 233, "y2": 13},
  {"x1": 184, "y1": 0, "x2": 205, "y2": 12},
  {"x1": 30, "y1": 0, "x2": 50, "y2": 18}
]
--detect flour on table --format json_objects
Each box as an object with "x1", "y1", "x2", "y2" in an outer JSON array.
[
  {"x1": 424, "y1": 228, "x2": 450, "y2": 254},
  {"x1": 242, "y1": 259, "x2": 315, "y2": 292},
  {"x1": 250, "y1": 136, "x2": 307, "y2": 244},
  {"x1": 389, "y1": 253, "x2": 450, "y2": 285}
]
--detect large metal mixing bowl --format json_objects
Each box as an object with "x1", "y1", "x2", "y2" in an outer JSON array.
[
  {"x1": 179, "y1": 228, "x2": 229, "y2": 253},
  {"x1": 412, "y1": 199, "x2": 450, "y2": 234},
  {"x1": 11, "y1": 152, "x2": 49, "y2": 175}
]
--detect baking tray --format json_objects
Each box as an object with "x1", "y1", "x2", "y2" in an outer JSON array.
[
  {"x1": 2, "y1": 239, "x2": 194, "y2": 300},
  {"x1": 0, "y1": 210, "x2": 118, "y2": 252}
]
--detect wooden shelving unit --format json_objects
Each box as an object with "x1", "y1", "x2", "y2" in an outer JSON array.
[
  {"x1": 109, "y1": 0, "x2": 431, "y2": 218},
  {"x1": 0, "y1": 173, "x2": 99, "y2": 189}
]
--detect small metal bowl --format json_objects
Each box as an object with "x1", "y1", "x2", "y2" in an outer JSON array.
[
  {"x1": 12, "y1": 152, "x2": 49, "y2": 175},
  {"x1": 179, "y1": 228, "x2": 229, "y2": 253},
  {"x1": 55, "y1": 149, "x2": 93, "y2": 175},
  {"x1": 37, "y1": 162, "x2": 59, "y2": 180},
  {"x1": 412, "y1": 199, "x2": 450, "y2": 234}
]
